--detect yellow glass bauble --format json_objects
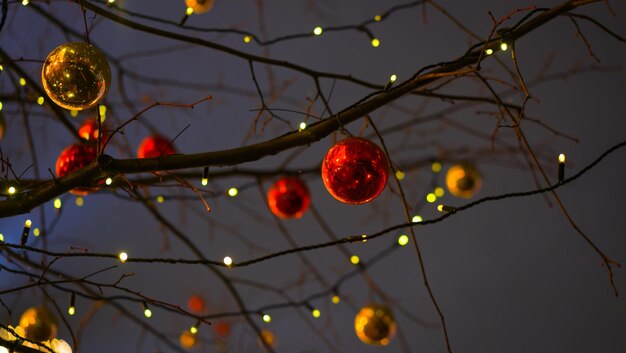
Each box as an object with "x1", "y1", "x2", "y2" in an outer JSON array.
[
  {"x1": 42, "y1": 42, "x2": 111, "y2": 110},
  {"x1": 18, "y1": 306, "x2": 58, "y2": 341},
  {"x1": 179, "y1": 331, "x2": 198, "y2": 348},
  {"x1": 445, "y1": 162, "x2": 482, "y2": 198},
  {"x1": 185, "y1": 0, "x2": 215, "y2": 13},
  {"x1": 354, "y1": 304, "x2": 397, "y2": 346}
]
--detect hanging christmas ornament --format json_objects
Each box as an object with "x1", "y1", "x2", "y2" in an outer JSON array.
[
  {"x1": 42, "y1": 42, "x2": 111, "y2": 110},
  {"x1": 55, "y1": 143, "x2": 98, "y2": 196},
  {"x1": 214, "y1": 321, "x2": 231, "y2": 338},
  {"x1": 137, "y1": 135, "x2": 176, "y2": 159},
  {"x1": 18, "y1": 306, "x2": 58, "y2": 341},
  {"x1": 321, "y1": 137, "x2": 389, "y2": 204},
  {"x1": 78, "y1": 118, "x2": 108, "y2": 144},
  {"x1": 0, "y1": 112, "x2": 6, "y2": 141},
  {"x1": 179, "y1": 330, "x2": 198, "y2": 349},
  {"x1": 267, "y1": 177, "x2": 311, "y2": 219},
  {"x1": 354, "y1": 304, "x2": 397, "y2": 346},
  {"x1": 445, "y1": 162, "x2": 482, "y2": 198},
  {"x1": 187, "y1": 295, "x2": 205, "y2": 314},
  {"x1": 185, "y1": 0, "x2": 215, "y2": 14}
]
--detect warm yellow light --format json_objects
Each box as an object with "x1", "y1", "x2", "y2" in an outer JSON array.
[
  {"x1": 223, "y1": 256, "x2": 233, "y2": 266},
  {"x1": 144, "y1": 309, "x2": 152, "y2": 318},
  {"x1": 412, "y1": 215, "x2": 422, "y2": 223},
  {"x1": 485, "y1": 48, "x2": 493, "y2": 55},
  {"x1": 156, "y1": 195, "x2": 164, "y2": 203},
  {"x1": 398, "y1": 234, "x2": 409, "y2": 246},
  {"x1": 313, "y1": 26, "x2": 323, "y2": 36},
  {"x1": 186, "y1": 7, "x2": 194, "y2": 15},
  {"x1": 331, "y1": 295, "x2": 340, "y2": 304},
  {"x1": 262, "y1": 314, "x2": 271, "y2": 323},
  {"x1": 68, "y1": 307, "x2": 75, "y2": 316},
  {"x1": 431, "y1": 162, "x2": 442, "y2": 173},
  {"x1": 371, "y1": 38, "x2": 380, "y2": 47},
  {"x1": 299, "y1": 122, "x2": 307, "y2": 131},
  {"x1": 0, "y1": 234, "x2": 4, "y2": 242},
  {"x1": 33, "y1": 228, "x2": 40, "y2": 237},
  {"x1": 108, "y1": 0, "x2": 115, "y2": 3},
  {"x1": 361, "y1": 234, "x2": 367, "y2": 242},
  {"x1": 201, "y1": 178, "x2": 208, "y2": 186},
  {"x1": 437, "y1": 204, "x2": 444, "y2": 212},
  {"x1": 8, "y1": 186, "x2": 16, "y2": 195},
  {"x1": 228, "y1": 188, "x2": 238, "y2": 197},
  {"x1": 75, "y1": 196, "x2": 84, "y2": 206},
  {"x1": 434, "y1": 187, "x2": 444, "y2": 197},
  {"x1": 350, "y1": 255, "x2": 360, "y2": 265},
  {"x1": 53, "y1": 198, "x2": 62, "y2": 209},
  {"x1": 558, "y1": 154, "x2": 566, "y2": 163},
  {"x1": 389, "y1": 74, "x2": 397, "y2": 83},
  {"x1": 243, "y1": 35, "x2": 252, "y2": 43},
  {"x1": 374, "y1": 15, "x2": 382, "y2": 21},
  {"x1": 119, "y1": 252, "x2": 128, "y2": 263},
  {"x1": 70, "y1": 110, "x2": 78, "y2": 117},
  {"x1": 99, "y1": 105, "x2": 107, "y2": 121},
  {"x1": 105, "y1": 178, "x2": 113, "y2": 185},
  {"x1": 190, "y1": 326, "x2": 198, "y2": 334},
  {"x1": 21, "y1": 0, "x2": 29, "y2": 6},
  {"x1": 0, "y1": 65, "x2": 3, "y2": 71},
  {"x1": 0, "y1": 102, "x2": 3, "y2": 111},
  {"x1": 19, "y1": 78, "x2": 26, "y2": 86},
  {"x1": 500, "y1": 43, "x2": 508, "y2": 51},
  {"x1": 25, "y1": 219, "x2": 32, "y2": 227},
  {"x1": 426, "y1": 193, "x2": 436, "y2": 203},
  {"x1": 395, "y1": 170, "x2": 405, "y2": 180},
  {"x1": 311, "y1": 309, "x2": 321, "y2": 318}
]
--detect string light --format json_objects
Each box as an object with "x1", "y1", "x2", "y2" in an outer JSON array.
[
  {"x1": 105, "y1": 178, "x2": 113, "y2": 186},
  {"x1": 434, "y1": 187, "x2": 445, "y2": 197},
  {"x1": 437, "y1": 204, "x2": 456, "y2": 213},
  {"x1": 68, "y1": 293, "x2": 76, "y2": 316},
  {"x1": 70, "y1": 110, "x2": 78, "y2": 118},
  {"x1": 311, "y1": 309, "x2": 321, "y2": 318},
  {"x1": 411, "y1": 215, "x2": 422, "y2": 223},
  {"x1": 431, "y1": 162, "x2": 442, "y2": 173},
  {"x1": 0, "y1": 234, "x2": 4, "y2": 242},
  {"x1": 371, "y1": 38, "x2": 380, "y2": 47},
  {"x1": 350, "y1": 255, "x2": 360, "y2": 265},
  {"x1": 313, "y1": 26, "x2": 323, "y2": 36},
  {"x1": 75, "y1": 196, "x2": 84, "y2": 206},
  {"x1": 243, "y1": 35, "x2": 252, "y2": 43},
  {"x1": 426, "y1": 193, "x2": 437, "y2": 203},
  {"x1": 119, "y1": 251, "x2": 128, "y2": 263},
  {"x1": 262, "y1": 314, "x2": 271, "y2": 323},
  {"x1": 33, "y1": 228, "x2": 40, "y2": 237},
  {"x1": 374, "y1": 15, "x2": 382, "y2": 21},
  {"x1": 21, "y1": 220, "x2": 32, "y2": 245},
  {"x1": 99, "y1": 105, "x2": 107, "y2": 121},
  {"x1": 21, "y1": 0, "x2": 29, "y2": 6},
  {"x1": 500, "y1": 42, "x2": 508, "y2": 51},
  {"x1": 223, "y1": 256, "x2": 233, "y2": 266},
  {"x1": 397, "y1": 234, "x2": 409, "y2": 246},
  {"x1": 37, "y1": 96, "x2": 44, "y2": 105},
  {"x1": 331, "y1": 295, "x2": 341, "y2": 304},
  {"x1": 395, "y1": 170, "x2": 405, "y2": 180},
  {"x1": 8, "y1": 186, "x2": 16, "y2": 195},
  {"x1": 202, "y1": 167, "x2": 209, "y2": 186},
  {"x1": 228, "y1": 187, "x2": 238, "y2": 197},
  {"x1": 142, "y1": 302, "x2": 152, "y2": 318},
  {"x1": 298, "y1": 122, "x2": 307, "y2": 131},
  {"x1": 190, "y1": 326, "x2": 198, "y2": 334},
  {"x1": 53, "y1": 198, "x2": 62, "y2": 209},
  {"x1": 361, "y1": 234, "x2": 367, "y2": 242},
  {"x1": 558, "y1": 153, "x2": 566, "y2": 182},
  {"x1": 0, "y1": 102, "x2": 3, "y2": 111},
  {"x1": 389, "y1": 74, "x2": 397, "y2": 83},
  {"x1": 485, "y1": 48, "x2": 494, "y2": 55},
  {"x1": 19, "y1": 78, "x2": 26, "y2": 86},
  {"x1": 186, "y1": 7, "x2": 194, "y2": 15},
  {"x1": 156, "y1": 195, "x2": 164, "y2": 203}
]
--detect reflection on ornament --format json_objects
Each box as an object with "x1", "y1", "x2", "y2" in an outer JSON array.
[
  {"x1": 78, "y1": 118, "x2": 108, "y2": 144},
  {"x1": 257, "y1": 329, "x2": 277, "y2": 349},
  {"x1": 354, "y1": 304, "x2": 397, "y2": 346},
  {"x1": 55, "y1": 144, "x2": 97, "y2": 196},
  {"x1": 445, "y1": 163, "x2": 482, "y2": 198},
  {"x1": 42, "y1": 42, "x2": 111, "y2": 110},
  {"x1": 18, "y1": 306, "x2": 58, "y2": 342},
  {"x1": 321, "y1": 137, "x2": 389, "y2": 204},
  {"x1": 214, "y1": 321, "x2": 231, "y2": 338},
  {"x1": 0, "y1": 112, "x2": 5, "y2": 141},
  {"x1": 187, "y1": 295, "x2": 205, "y2": 314},
  {"x1": 185, "y1": 0, "x2": 214, "y2": 13},
  {"x1": 267, "y1": 177, "x2": 310, "y2": 219},
  {"x1": 179, "y1": 331, "x2": 198, "y2": 348},
  {"x1": 137, "y1": 135, "x2": 176, "y2": 159}
]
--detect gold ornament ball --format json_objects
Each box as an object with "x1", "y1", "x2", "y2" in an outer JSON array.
[
  {"x1": 18, "y1": 306, "x2": 59, "y2": 341},
  {"x1": 179, "y1": 331, "x2": 198, "y2": 349},
  {"x1": 42, "y1": 42, "x2": 111, "y2": 110},
  {"x1": 186, "y1": 0, "x2": 215, "y2": 13},
  {"x1": 445, "y1": 162, "x2": 482, "y2": 198},
  {"x1": 354, "y1": 304, "x2": 397, "y2": 346}
]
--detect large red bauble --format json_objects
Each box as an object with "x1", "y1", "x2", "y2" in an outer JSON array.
[
  {"x1": 137, "y1": 135, "x2": 176, "y2": 158},
  {"x1": 267, "y1": 177, "x2": 311, "y2": 219},
  {"x1": 78, "y1": 118, "x2": 108, "y2": 144},
  {"x1": 187, "y1": 295, "x2": 205, "y2": 314},
  {"x1": 55, "y1": 143, "x2": 97, "y2": 196},
  {"x1": 321, "y1": 137, "x2": 389, "y2": 204}
]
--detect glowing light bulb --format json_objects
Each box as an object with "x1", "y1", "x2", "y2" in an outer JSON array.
[
  {"x1": 374, "y1": 15, "x2": 382, "y2": 21},
  {"x1": 389, "y1": 74, "x2": 397, "y2": 83},
  {"x1": 70, "y1": 110, "x2": 78, "y2": 117},
  {"x1": 37, "y1": 96, "x2": 44, "y2": 105},
  {"x1": 431, "y1": 162, "x2": 442, "y2": 173},
  {"x1": 190, "y1": 326, "x2": 198, "y2": 334},
  {"x1": 228, "y1": 188, "x2": 238, "y2": 197},
  {"x1": 243, "y1": 35, "x2": 252, "y2": 43},
  {"x1": 395, "y1": 170, "x2": 405, "y2": 180},
  {"x1": 313, "y1": 26, "x2": 323, "y2": 36},
  {"x1": 53, "y1": 198, "x2": 62, "y2": 209},
  {"x1": 8, "y1": 186, "x2": 16, "y2": 195},
  {"x1": 75, "y1": 196, "x2": 84, "y2": 206},
  {"x1": 262, "y1": 314, "x2": 271, "y2": 323},
  {"x1": 397, "y1": 234, "x2": 409, "y2": 246},
  {"x1": 332, "y1": 295, "x2": 340, "y2": 304},
  {"x1": 437, "y1": 204, "x2": 444, "y2": 212},
  {"x1": 412, "y1": 215, "x2": 422, "y2": 223},
  {"x1": 485, "y1": 48, "x2": 493, "y2": 55},
  {"x1": 371, "y1": 38, "x2": 380, "y2": 47},
  {"x1": 33, "y1": 228, "x2": 40, "y2": 236},
  {"x1": 311, "y1": 309, "x2": 321, "y2": 318},
  {"x1": 0, "y1": 234, "x2": 4, "y2": 242},
  {"x1": 144, "y1": 308, "x2": 152, "y2": 318},
  {"x1": 299, "y1": 122, "x2": 307, "y2": 131},
  {"x1": 105, "y1": 178, "x2": 113, "y2": 186},
  {"x1": 201, "y1": 178, "x2": 208, "y2": 186},
  {"x1": 21, "y1": 0, "x2": 29, "y2": 6},
  {"x1": 500, "y1": 43, "x2": 508, "y2": 51},
  {"x1": 68, "y1": 307, "x2": 75, "y2": 316},
  {"x1": 186, "y1": 7, "x2": 194, "y2": 15},
  {"x1": 350, "y1": 255, "x2": 360, "y2": 265},
  {"x1": 156, "y1": 195, "x2": 164, "y2": 203},
  {"x1": 19, "y1": 78, "x2": 26, "y2": 86},
  {"x1": 99, "y1": 105, "x2": 107, "y2": 121},
  {"x1": 558, "y1": 154, "x2": 566, "y2": 163},
  {"x1": 426, "y1": 193, "x2": 436, "y2": 203},
  {"x1": 361, "y1": 234, "x2": 367, "y2": 243},
  {"x1": 25, "y1": 219, "x2": 32, "y2": 227},
  {"x1": 434, "y1": 187, "x2": 445, "y2": 197},
  {"x1": 119, "y1": 252, "x2": 128, "y2": 263},
  {"x1": 223, "y1": 256, "x2": 233, "y2": 266}
]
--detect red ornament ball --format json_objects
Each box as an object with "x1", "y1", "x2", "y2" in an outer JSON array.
[
  {"x1": 321, "y1": 137, "x2": 389, "y2": 204},
  {"x1": 187, "y1": 295, "x2": 205, "y2": 314},
  {"x1": 78, "y1": 118, "x2": 108, "y2": 144},
  {"x1": 137, "y1": 135, "x2": 176, "y2": 159},
  {"x1": 55, "y1": 143, "x2": 97, "y2": 196},
  {"x1": 267, "y1": 177, "x2": 311, "y2": 219},
  {"x1": 214, "y1": 321, "x2": 231, "y2": 338}
]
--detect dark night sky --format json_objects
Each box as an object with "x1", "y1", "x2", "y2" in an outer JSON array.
[{"x1": 1, "y1": 1, "x2": 625, "y2": 353}]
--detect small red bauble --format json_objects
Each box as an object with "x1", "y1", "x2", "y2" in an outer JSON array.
[
  {"x1": 78, "y1": 118, "x2": 108, "y2": 144},
  {"x1": 267, "y1": 177, "x2": 311, "y2": 219},
  {"x1": 137, "y1": 135, "x2": 176, "y2": 159},
  {"x1": 187, "y1": 295, "x2": 205, "y2": 314},
  {"x1": 321, "y1": 137, "x2": 389, "y2": 204},
  {"x1": 214, "y1": 321, "x2": 231, "y2": 338},
  {"x1": 55, "y1": 143, "x2": 97, "y2": 196}
]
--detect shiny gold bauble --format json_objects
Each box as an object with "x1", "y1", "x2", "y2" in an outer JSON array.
[
  {"x1": 185, "y1": 0, "x2": 215, "y2": 13},
  {"x1": 354, "y1": 304, "x2": 397, "y2": 346},
  {"x1": 445, "y1": 162, "x2": 482, "y2": 198},
  {"x1": 18, "y1": 306, "x2": 58, "y2": 341},
  {"x1": 42, "y1": 42, "x2": 111, "y2": 110},
  {"x1": 179, "y1": 331, "x2": 198, "y2": 348}
]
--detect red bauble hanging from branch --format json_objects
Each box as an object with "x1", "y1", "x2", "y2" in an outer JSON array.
[
  {"x1": 321, "y1": 137, "x2": 389, "y2": 204},
  {"x1": 78, "y1": 118, "x2": 108, "y2": 145},
  {"x1": 137, "y1": 135, "x2": 176, "y2": 158},
  {"x1": 55, "y1": 143, "x2": 98, "y2": 196},
  {"x1": 267, "y1": 177, "x2": 311, "y2": 219}
]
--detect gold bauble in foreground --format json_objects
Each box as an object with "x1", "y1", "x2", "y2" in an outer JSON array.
[
  {"x1": 186, "y1": 0, "x2": 215, "y2": 13},
  {"x1": 42, "y1": 42, "x2": 111, "y2": 110},
  {"x1": 354, "y1": 304, "x2": 397, "y2": 346},
  {"x1": 18, "y1": 306, "x2": 58, "y2": 341},
  {"x1": 445, "y1": 162, "x2": 482, "y2": 198}
]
